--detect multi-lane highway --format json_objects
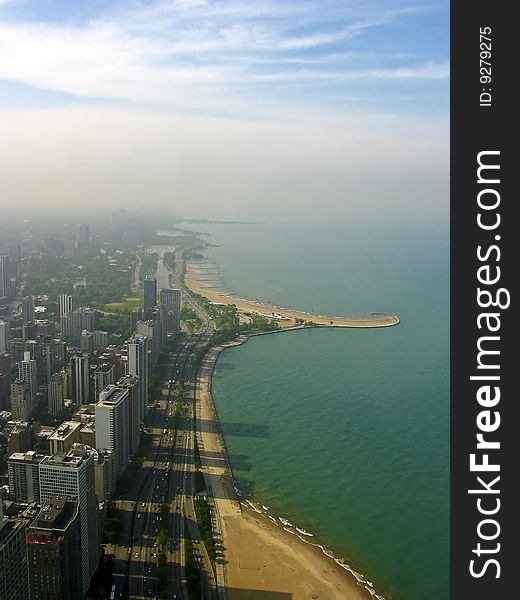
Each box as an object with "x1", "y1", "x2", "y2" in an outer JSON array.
[{"x1": 109, "y1": 255, "x2": 219, "y2": 599}]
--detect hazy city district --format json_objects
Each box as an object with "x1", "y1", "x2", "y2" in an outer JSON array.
[{"x1": 0, "y1": 213, "x2": 394, "y2": 600}]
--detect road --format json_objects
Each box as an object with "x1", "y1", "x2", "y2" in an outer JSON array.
[{"x1": 109, "y1": 248, "x2": 218, "y2": 600}]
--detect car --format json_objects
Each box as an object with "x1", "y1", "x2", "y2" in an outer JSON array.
[
  {"x1": 137, "y1": 514, "x2": 141, "y2": 519},
  {"x1": 153, "y1": 552, "x2": 157, "y2": 558},
  {"x1": 135, "y1": 552, "x2": 139, "y2": 558}
]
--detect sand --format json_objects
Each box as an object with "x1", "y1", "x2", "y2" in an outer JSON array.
[
  {"x1": 196, "y1": 343, "x2": 383, "y2": 600},
  {"x1": 186, "y1": 261, "x2": 399, "y2": 329}
]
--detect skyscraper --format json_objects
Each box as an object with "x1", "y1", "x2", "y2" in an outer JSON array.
[
  {"x1": 96, "y1": 385, "x2": 130, "y2": 476},
  {"x1": 127, "y1": 334, "x2": 148, "y2": 422},
  {"x1": 39, "y1": 444, "x2": 99, "y2": 597},
  {"x1": 0, "y1": 255, "x2": 11, "y2": 300},
  {"x1": 117, "y1": 374, "x2": 140, "y2": 456},
  {"x1": 0, "y1": 320, "x2": 11, "y2": 354},
  {"x1": 70, "y1": 307, "x2": 96, "y2": 347},
  {"x1": 159, "y1": 287, "x2": 182, "y2": 333},
  {"x1": 48, "y1": 371, "x2": 66, "y2": 417},
  {"x1": 7, "y1": 450, "x2": 44, "y2": 502},
  {"x1": 10, "y1": 379, "x2": 32, "y2": 421},
  {"x1": 71, "y1": 354, "x2": 90, "y2": 405},
  {"x1": 0, "y1": 492, "x2": 29, "y2": 600},
  {"x1": 21, "y1": 295, "x2": 35, "y2": 324},
  {"x1": 78, "y1": 224, "x2": 89, "y2": 248},
  {"x1": 18, "y1": 350, "x2": 37, "y2": 398},
  {"x1": 143, "y1": 276, "x2": 157, "y2": 312},
  {"x1": 58, "y1": 294, "x2": 73, "y2": 319},
  {"x1": 26, "y1": 497, "x2": 82, "y2": 600}
]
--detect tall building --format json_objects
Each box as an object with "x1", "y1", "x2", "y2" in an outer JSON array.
[
  {"x1": 71, "y1": 354, "x2": 90, "y2": 405},
  {"x1": 70, "y1": 308, "x2": 96, "y2": 347},
  {"x1": 137, "y1": 319, "x2": 160, "y2": 367},
  {"x1": 26, "y1": 497, "x2": 82, "y2": 600},
  {"x1": 39, "y1": 445, "x2": 99, "y2": 597},
  {"x1": 49, "y1": 421, "x2": 82, "y2": 455},
  {"x1": 93, "y1": 363, "x2": 115, "y2": 401},
  {"x1": 159, "y1": 287, "x2": 182, "y2": 333},
  {"x1": 11, "y1": 379, "x2": 33, "y2": 421},
  {"x1": 93, "y1": 330, "x2": 108, "y2": 351},
  {"x1": 58, "y1": 294, "x2": 73, "y2": 319},
  {"x1": 7, "y1": 451, "x2": 44, "y2": 502},
  {"x1": 21, "y1": 296, "x2": 35, "y2": 324},
  {"x1": 80, "y1": 330, "x2": 94, "y2": 353},
  {"x1": 48, "y1": 371, "x2": 66, "y2": 416},
  {"x1": 22, "y1": 321, "x2": 37, "y2": 341},
  {"x1": 0, "y1": 255, "x2": 11, "y2": 300},
  {"x1": 0, "y1": 492, "x2": 30, "y2": 600},
  {"x1": 143, "y1": 276, "x2": 157, "y2": 312},
  {"x1": 95, "y1": 385, "x2": 130, "y2": 476},
  {"x1": 130, "y1": 307, "x2": 143, "y2": 334},
  {"x1": 117, "y1": 374, "x2": 140, "y2": 456},
  {"x1": 18, "y1": 350, "x2": 37, "y2": 398},
  {"x1": 0, "y1": 320, "x2": 11, "y2": 354},
  {"x1": 78, "y1": 224, "x2": 89, "y2": 248},
  {"x1": 127, "y1": 334, "x2": 148, "y2": 422}
]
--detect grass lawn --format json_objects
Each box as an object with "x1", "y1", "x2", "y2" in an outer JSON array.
[{"x1": 104, "y1": 296, "x2": 143, "y2": 312}]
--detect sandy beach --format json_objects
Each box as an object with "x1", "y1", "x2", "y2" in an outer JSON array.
[
  {"x1": 186, "y1": 261, "x2": 399, "y2": 329},
  {"x1": 195, "y1": 342, "x2": 383, "y2": 600}
]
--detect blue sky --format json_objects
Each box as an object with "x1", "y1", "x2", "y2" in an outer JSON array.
[
  {"x1": 0, "y1": 1, "x2": 449, "y2": 224},
  {"x1": 0, "y1": 0, "x2": 449, "y2": 117}
]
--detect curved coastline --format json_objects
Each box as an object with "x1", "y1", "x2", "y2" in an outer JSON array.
[
  {"x1": 197, "y1": 335, "x2": 388, "y2": 600},
  {"x1": 187, "y1": 259, "x2": 400, "y2": 329}
]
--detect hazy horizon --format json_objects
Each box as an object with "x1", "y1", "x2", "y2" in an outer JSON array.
[{"x1": 0, "y1": 0, "x2": 449, "y2": 227}]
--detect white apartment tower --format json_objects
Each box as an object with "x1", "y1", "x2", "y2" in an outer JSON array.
[
  {"x1": 39, "y1": 444, "x2": 99, "y2": 597},
  {"x1": 127, "y1": 334, "x2": 148, "y2": 422}
]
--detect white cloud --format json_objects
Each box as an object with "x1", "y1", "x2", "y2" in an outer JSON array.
[{"x1": 0, "y1": 1, "x2": 447, "y2": 113}]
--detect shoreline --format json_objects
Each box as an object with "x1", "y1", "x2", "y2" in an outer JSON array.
[
  {"x1": 195, "y1": 337, "x2": 388, "y2": 600},
  {"x1": 186, "y1": 259, "x2": 400, "y2": 329}
]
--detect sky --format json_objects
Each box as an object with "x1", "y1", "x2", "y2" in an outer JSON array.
[{"x1": 0, "y1": 0, "x2": 449, "y2": 226}]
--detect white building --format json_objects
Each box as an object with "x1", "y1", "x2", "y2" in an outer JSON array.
[
  {"x1": 39, "y1": 444, "x2": 99, "y2": 597},
  {"x1": 95, "y1": 384, "x2": 130, "y2": 477},
  {"x1": 127, "y1": 334, "x2": 148, "y2": 422},
  {"x1": 18, "y1": 351, "x2": 36, "y2": 399}
]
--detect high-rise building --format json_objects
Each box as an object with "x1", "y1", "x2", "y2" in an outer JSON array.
[
  {"x1": 0, "y1": 255, "x2": 11, "y2": 300},
  {"x1": 0, "y1": 492, "x2": 29, "y2": 600},
  {"x1": 7, "y1": 451, "x2": 44, "y2": 502},
  {"x1": 0, "y1": 320, "x2": 11, "y2": 354},
  {"x1": 58, "y1": 294, "x2": 73, "y2": 319},
  {"x1": 130, "y1": 307, "x2": 143, "y2": 334},
  {"x1": 22, "y1": 321, "x2": 37, "y2": 341},
  {"x1": 93, "y1": 363, "x2": 115, "y2": 399},
  {"x1": 78, "y1": 224, "x2": 90, "y2": 248},
  {"x1": 48, "y1": 371, "x2": 66, "y2": 417},
  {"x1": 93, "y1": 330, "x2": 108, "y2": 351},
  {"x1": 49, "y1": 421, "x2": 82, "y2": 455},
  {"x1": 71, "y1": 354, "x2": 90, "y2": 405},
  {"x1": 80, "y1": 330, "x2": 94, "y2": 353},
  {"x1": 95, "y1": 385, "x2": 130, "y2": 476},
  {"x1": 21, "y1": 296, "x2": 35, "y2": 324},
  {"x1": 117, "y1": 374, "x2": 140, "y2": 456},
  {"x1": 39, "y1": 444, "x2": 99, "y2": 597},
  {"x1": 159, "y1": 287, "x2": 182, "y2": 333},
  {"x1": 127, "y1": 334, "x2": 148, "y2": 422},
  {"x1": 143, "y1": 276, "x2": 157, "y2": 312},
  {"x1": 70, "y1": 308, "x2": 96, "y2": 347},
  {"x1": 11, "y1": 379, "x2": 33, "y2": 421},
  {"x1": 18, "y1": 350, "x2": 37, "y2": 398},
  {"x1": 137, "y1": 319, "x2": 160, "y2": 367},
  {"x1": 0, "y1": 371, "x2": 10, "y2": 411},
  {"x1": 26, "y1": 496, "x2": 82, "y2": 600}
]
